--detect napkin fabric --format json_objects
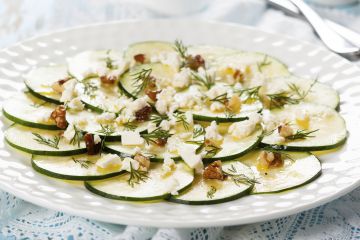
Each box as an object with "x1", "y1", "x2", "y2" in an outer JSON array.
[{"x1": 0, "y1": 0, "x2": 359, "y2": 239}]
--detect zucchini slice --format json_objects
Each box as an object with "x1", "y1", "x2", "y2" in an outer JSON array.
[
  {"x1": 4, "y1": 125, "x2": 87, "y2": 156},
  {"x1": 261, "y1": 104, "x2": 347, "y2": 151},
  {"x1": 119, "y1": 63, "x2": 176, "y2": 99},
  {"x1": 24, "y1": 65, "x2": 69, "y2": 104},
  {"x1": 169, "y1": 162, "x2": 254, "y2": 205},
  {"x1": 264, "y1": 75, "x2": 340, "y2": 109},
  {"x1": 124, "y1": 41, "x2": 176, "y2": 63},
  {"x1": 105, "y1": 128, "x2": 263, "y2": 162},
  {"x1": 223, "y1": 151, "x2": 321, "y2": 193},
  {"x1": 32, "y1": 154, "x2": 125, "y2": 180},
  {"x1": 66, "y1": 110, "x2": 150, "y2": 141},
  {"x1": 2, "y1": 93, "x2": 59, "y2": 130},
  {"x1": 85, "y1": 162, "x2": 194, "y2": 201},
  {"x1": 188, "y1": 45, "x2": 237, "y2": 62}
]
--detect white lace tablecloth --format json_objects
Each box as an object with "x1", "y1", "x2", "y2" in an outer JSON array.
[{"x1": 0, "y1": 0, "x2": 359, "y2": 239}]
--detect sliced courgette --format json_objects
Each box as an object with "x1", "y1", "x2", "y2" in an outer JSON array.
[
  {"x1": 85, "y1": 162, "x2": 194, "y2": 201},
  {"x1": 32, "y1": 154, "x2": 125, "y2": 180},
  {"x1": 4, "y1": 125, "x2": 87, "y2": 156},
  {"x1": 24, "y1": 65, "x2": 69, "y2": 104},
  {"x1": 188, "y1": 45, "x2": 237, "y2": 62},
  {"x1": 168, "y1": 161, "x2": 254, "y2": 205},
  {"x1": 261, "y1": 104, "x2": 347, "y2": 151},
  {"x1": 2, "y1": 93, "x2": 59, "y2": 130},
  {"x1": 124, "y1": 41, "x2": 176, "y2": 63},
  {"x1": 264, "y1": 75, "x2": 340, "y2": 109},
  {"x1": 223, "y1": 151, "x2": 321, "y2": 193}
]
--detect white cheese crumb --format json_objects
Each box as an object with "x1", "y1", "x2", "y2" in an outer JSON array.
[
  {"x1": 159, "y1": 120, "x2": 172, "y2": 131},
  {"x1": 166, "y1": 135, "x2": 182, "y2": 154},
  {"x1": 121, "y1": 157, "x2": 140, "y2": 172},
  {"x1": 67, "y1": 97, "x2": 84, "y2": 111},
  {"x1": 161, "y1": 153, "x2": 176, "y2": 176},
  {"x1": 179, "y1": 144, "x2": 203, "y2": 173},
  {"x1": 210, "y1": 102, "x2": 225, "y2": 112},
  {"x1": 96, "y1": 112, "x2": 116, "y2": 124},
  {"x1": 63, "y1": 124, "x2": 75, "y2": 142},
  {"x1": 155, "y1": 87, "x2": 178, "y2": 114},
  {"x1": 205, "y1": 121, "x2": 223, "y2": 142},
  {"x1": 174, "y1": 85, "x2": 202, "y2": 109},
  {"x1": 60, "y1": 79, "x2": 77, "y2": 103},
  {"x1": 229, "y1": 113, "x2": 261, "y2": 139},
  {"x1": 93, "y1": 134, "x2": 101, "y2": 144},
  {"x1": 120, "y1": 131, "x2": 144, "y2": 146},
  {"x1": 172, "y1": 67, "x2": 191, "y2": 88},
  {"x1": 262, "y1": 109, "x2": 278, "y2": 131},
  {"x1": 96, "y1": 154, "x2": 122, "y2": 169},
  {"x1": 205, "y1": 84, "x2": 228, "y2": 99}
]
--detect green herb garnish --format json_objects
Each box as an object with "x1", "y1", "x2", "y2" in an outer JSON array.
[
  {"x1": 206, "y1": 186, "x2": 217, "y2": 199},
  {"x1": 131, "y1": 68, "x2": 153, "y2": 96},
  {"x1": 127, "y1": 162, "x2": 149, "y2": 187},
  {"x1": 141, "y1": 128, "x2": 172, "y2": 145},
  {"x1": 72, "y1": 158, "x2": 93, "y2": 169},
  {"x1": 32, "y1": 133, "x2": 60, "y2": 149}
]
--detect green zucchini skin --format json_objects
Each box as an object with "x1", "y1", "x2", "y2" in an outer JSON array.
[
  {"x1": 2, "y1": 108, "x2": 60, "y2": 130},
  {"x1": 32, "y1": 159, "x2": 126, "y2": 181},
  {"x1": 5, "y1": 138, "x2": 87, "y2": 156},
  {"x1": 167, "y1": 186, "x2": 253, "y2": 205},
  {"x1": 25, "y1": 83, "x2": 62, "y2": 105},
  {"x1": 260, "y1": 133, "x2": 348, "y2": 151},
  {"x1": 192, "y1": 115, "x2": 249, "y2": 123}
]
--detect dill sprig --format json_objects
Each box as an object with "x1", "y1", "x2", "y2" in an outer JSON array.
[
  {"x1": 82, "y1": 81, "x2": 98, "y2": 98},
  {"x1": 141, "y1": 128, "x2": 173, "y2": 145},
  {"x1": 186, "y1": 139, "x2": 222, "y2": 157},
  {"x1": 70, "y1": 125, "x2": 83, "y2": 147},
  {"x1": 96, "y1": 124, "x2": 115, "y2": 136},
  {"x1": 127, "y1": 162, "x2": 150, "y2": 187},
  {"x1": 123, "y1": 121, "x2": 137, "y2": 131},
  {"x1": 191, "y1": 71, "x2": 215, "y2": 90},
  {"x1": 227, "y1": 164, "x2": 259, "y2": 185},
  {"x1": 150, "y1": 114, "x2": 168, "y2": 125},
  {"x1": 193, "y1": 125, "x2": 205, "y2": 138},
  {"x1": 257, "y1": 55, "x2": 271, "y2": 73},
  {"x1": 266, "y1": 91, "x2": 300, "y2": 109},
  {"x1": 210, "y1": 93, "x2": 229, "y2": 105},
  {"x1": 261, "y1": 146, "x2": 294, "y2": 161},
  {"x1": 173, "y1": 112, "x2": 190, "y2": 130},
  {"x1": 287, "y1": 78, "x2": 317, "y2": 99},
  {"x1": 236, "y1": 86, "x2": 261, "y2": 102},
  {"x1": 131, "y1": 68, "x2": 153, "y2": 96},
  {"x1": 174, "y1": 40, "x2": 188, "y2": 59},
  {"x1": 285, "y1": 129, "x2": 319, "y2": 140},
  {"x1": 206, "y1": 186, "x2": 217, "y2": 199},
  {"x1": 72, "y1": 158, "x2": 93, "y2": 169},
  {"x1": 32, "y1": 133, "x2": 60, "y2": 149}
]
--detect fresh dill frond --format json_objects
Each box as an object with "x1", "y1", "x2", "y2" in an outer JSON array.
[
  {"x1": 150, "y1": 114, "x2": 168, "y2": 125},
  {"x1": 32, "y1": 133, "x2": 60, "y2": 149},
  {"x1": 72, "y1": 158, "x2": 93, "y2": 169},
  {"x1": 174, "y1": 40, "x2": 188, "y2": 59},
  {"x1": 70, "y1": 125, "x2": 83, "y2": 147},
  {"x1": 261, "y1": 146, "x2": 294, "y2": 161},
  {"x1": 257, "y1": 55, "x2": 271, "y2": 73},
  {"x1": 123, "y1": 121, "x2": 137, "y2": 131},
  {"x1": 206, "y1": 186, "x2": 217, "y2": 199},
  {"x1": 266, "y1": 91, "x2": 300, "y2": 109},
  {"x1": 173, "y1": 112, "x2": 190, "y2": 130},
  {"x1": 193, "y1": 125, "x2": 205, "y2": 138},
  {"x1": 287, "y1": 78, "x2": 317, "y2": 99},
  {"x1": 285, "y1": 129, "x2": 319, "y2": 140},
  {"x1": 210, "y1": 93, "x2": 229, "y2": 105},
  {"x1": 141, "y1": 128, "x2": 172, "y2": 145},
  {"x1": 227, "y1": 164, "x2": 259, "y2": 185},
  {"x1": 127, "y1": 162, "x2": 150, "y2": 187},
  {"x1": 82, "y1": 81, "x2": 98, "y2": 98},
  {"x1": 185, "y1": 139, "x2": 222, "y2": 157},
  {"x1": 96, "y1": 124, "x2": 115, "y2": 136},
  {"x1": 236, "y1": 86, "x2": 261, "y2": 102},
  {"x1": 191, "y1": 71, "x2": 215, "y2": 90},
  {"x1": 131, "y1": 68, "x2": 153, "y2": 96}
]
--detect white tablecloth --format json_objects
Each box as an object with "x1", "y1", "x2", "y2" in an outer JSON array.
[{"x1": 0, "y1": 0, "x2": 359, "y2": 239}]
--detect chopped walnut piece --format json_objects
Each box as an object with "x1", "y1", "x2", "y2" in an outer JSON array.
[
  {"x1": 203, "y1": 160, "x2": 225, "y2": 180},
  {"x1": 257, "y1": 151, "x2": 283, "y2": 171},
  {"x1": 100, "y1": 75, "x2": 117, "y2": 84},
  {"x1": 134, "y1": 153, "x2": 150, "y2": 170},
  {"x1": 277, "y1": 123, "x2": 294, "y2": 138},
  {"x1": 135, "y1": 105, "x2": 152, "y2": 122},
  {"x1": 233, "y1": 69, "x2": 244, "y2": 83},
  {"x1": 50, "y1": 105, "x2": 68, "y2": 129},
  {"x1": 134, "y1": 54, "x2": 146, "y2": 64},
  {"x1": 155, "y1": 138, "x2": 168, "y2": 147},
  {"x1": 144, "y1": 77, "x2": 159, "y2": 101},
  {"x1": 84, "y1": 133, "x2": 101, "y2": 155},
  {"x1": 186, "y1": 54, "x2": 205, "y2": 71},
  {"x1": 51, "y1": 78, "x2": 70, "y2": 93},
  {"x1": 225, "y1": 95, "x2": 242, "y2": 113}
]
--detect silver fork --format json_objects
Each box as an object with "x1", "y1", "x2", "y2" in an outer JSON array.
[{"x1": 286, "y1": 0, "x2": 360, "y2": 61}]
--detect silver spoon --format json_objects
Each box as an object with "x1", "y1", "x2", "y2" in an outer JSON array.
[{"x1": 289, "y1": 0, "x2": 360, "y2": 60}]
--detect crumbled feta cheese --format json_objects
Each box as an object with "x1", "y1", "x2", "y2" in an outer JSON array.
[
  {"x1": 96, "y1": 154, "x2": 122, "y2": 169},
  {"x1": 229, "y1": 113, "x2": 261, "y2": 139},
  {"x1": 262, "y1": 109, "x2": 278, "y2": 131},
  {"x1": 205, "y1": 121, "x2": 223, "y2": 143},
  {"x1": 120, "y1": 131, "x2": 144, "y2": 146},
  {"x1": 172, "y1": 67, "x2": 191, "y2": 88},
  {"x1": 121, "y1": 157, "x2": 140, "y2": 172},
  {"x1": 96, "y1": 112, "x2": 116, "y2": 124},
  {"x1": 129, "y1": 96, "x2": 150, "y2": 113},
  {"x1": 67, "y1": 97, "x2": 84, "y2": 111},
  {"x1": 166, "y1": 135, "x2": 182, "y2": 154},
  {"x1": 210, "y1": 102, "x2": 225, "y2": 112},
  {"x1": 60, "y1": 79, "x2": 77, "y2": 102},
  {"x1": 167, "y1": 178, "x2": 180, "y2": 196},
  {"x1": 63, "y1": 124, "x2": 75, "y2": 142},
  {"x1": 205, "y1": 84, "x2": 228, "y2": 99},
  {"x1": 159, "y1": 120, "x2": 172, "y2": 131},
  {"x1": 173, "y1": 85, "x2": 202, "y2": 109},
  {"x1": 178, "y1": 132, "x2": 192, "y2": 140},
  {"x1": 150, "y1": 52, "x2": 181, "y2": 70},
  {"x1": 179, "y1": 144, "x2": 203, "y2": 173},
  {"x1": 185, "y1": 111, "x2": 193, "y2": 126},
  {"x1": 155, "y1": 87, "x2": 178, "y2": 114},
  {"x1": 161, "y1": 153, "x2": 176, "y2": 177},
  {"x1": 93, "y1": 134, "x2": 101, "y2": 144},
  {"x1": 147, "y1": 122, "x2": 158, "y2": 133}
]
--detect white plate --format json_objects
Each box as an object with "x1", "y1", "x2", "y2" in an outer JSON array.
[{"x1": 0, "y1": 20, "x2": 359, "y2": 228}]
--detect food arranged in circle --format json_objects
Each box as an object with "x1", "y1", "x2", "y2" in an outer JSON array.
[{"x1": 3, "y1": 41, "x2": 347, "y2": 204}]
